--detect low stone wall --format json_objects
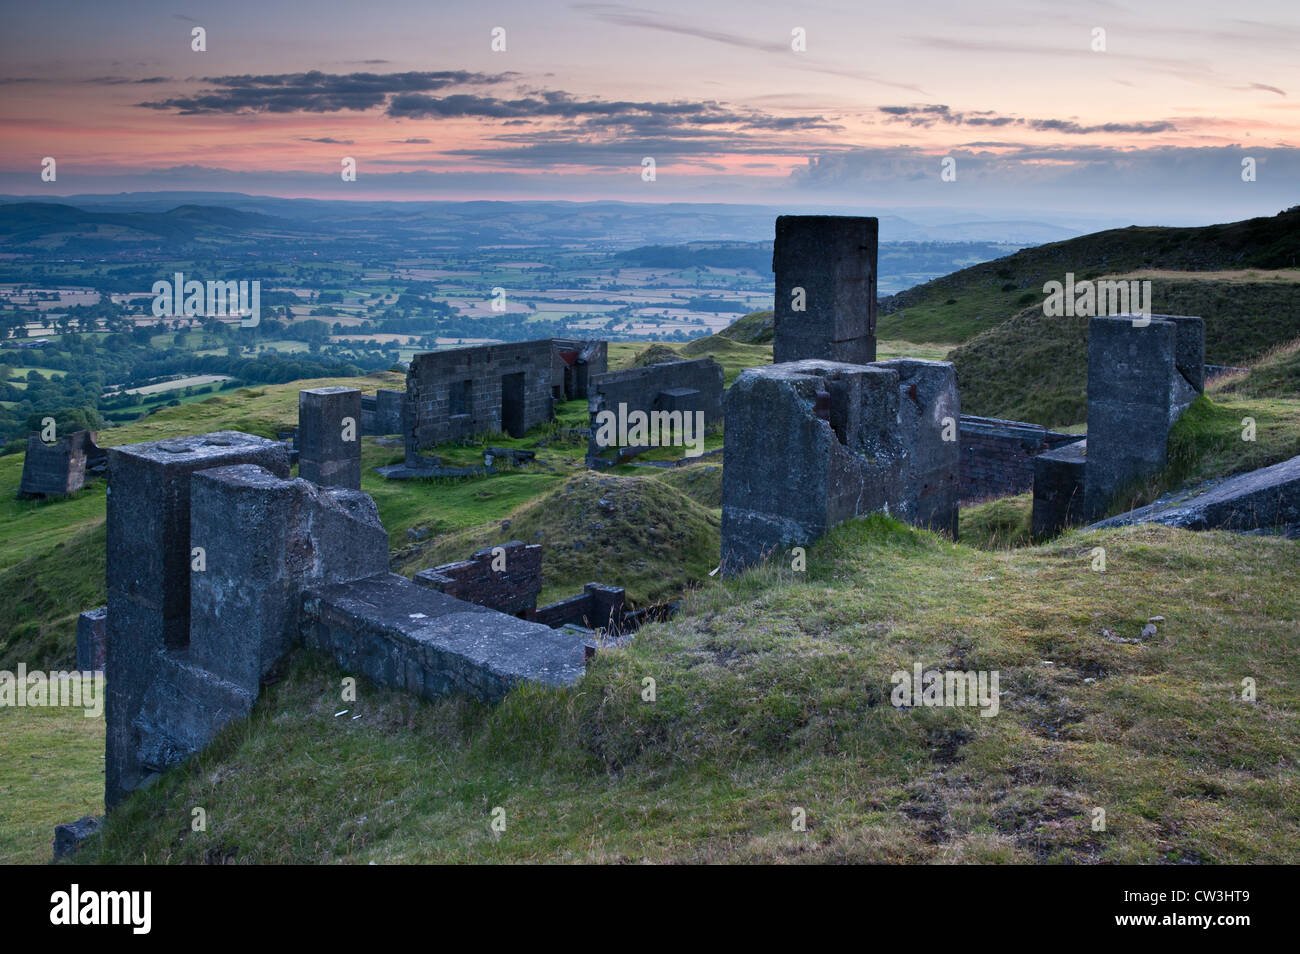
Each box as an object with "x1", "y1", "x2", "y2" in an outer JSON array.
[
  {"x1": 533, "y1": 583, "x2": 626, "y2": 631},
  {"x1": 301, "y1": 573, "x2": 588, "y2": 703},
  {"x1": 414, "y1": 540, "x2": 543, "y2": 617},
  {"x1": 959, "y1": 415, "x2": 1079, "y2": 503}
]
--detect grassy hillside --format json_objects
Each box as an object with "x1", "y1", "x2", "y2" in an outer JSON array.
[
  {"x1": 76, "y1": 514, "x2": 1300, "y2": 864},
  {"x1": 879, "y1": 207, "x2": 1300, "y2": 344},
  {"x1": 950, "y1": 277, "x2": 1300, "y2": 426}
]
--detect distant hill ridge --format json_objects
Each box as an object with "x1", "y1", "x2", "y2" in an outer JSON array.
[{"x1": 880, "y1": 206, "x2": 1300, "y2": 343}]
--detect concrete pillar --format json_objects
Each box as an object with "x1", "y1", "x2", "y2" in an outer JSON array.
[
  {"x1": 104, "y1": 431, "x2": 288, "y2": 808},
  {"x1": 298, "y1": 386, "x2": 362, "y2": 489},
  {"x1": 773, "y1": 215, "x2": 878, "y2": 365}
]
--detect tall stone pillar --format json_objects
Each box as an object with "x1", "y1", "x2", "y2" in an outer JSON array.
[
  {"x1": 772, "y1": 215, "x2": 878, "y2": 365},
  {"x1": 298, "y1": 386, "x2": 362, "y2": 489}
]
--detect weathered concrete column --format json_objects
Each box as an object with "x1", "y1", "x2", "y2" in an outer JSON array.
[
  {"x1": 721, "y1": 357, "x2": 960, "y2": 574},
  {"x1": 189, "y1": 465, "x2": 389, "y2": 695},
  {"x1": 1032, "y1": 440, "x2": 1087, "y2": 537},
  {"x1": 105, "y1": 431, "x2": 289, "y2": 808},
  {"x1": 772, "y1": 215, "x2": 878, "y2": 365},
  {"x1": 1082, "y1": 316, "x2": 1199, "y2": 520},
  {"x1": 298, "y1": 386, "x2": 362, "y2": 489},
  {"x1": 875, "y1": 358, "x2": 961, "y2": 538}
]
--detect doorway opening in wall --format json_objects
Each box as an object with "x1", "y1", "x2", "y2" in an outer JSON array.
[
  {"x1": 450, "y1": 379, "x2": 472, "y2": 417},
  {"x1": 501, "y1": 372, "x2": 526, "y2": 437}
]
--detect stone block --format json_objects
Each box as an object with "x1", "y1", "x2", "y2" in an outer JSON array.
[
  {"x1": 301, "y1": 573, "x2": 588, "y2": 703},
  {"x1": 1032, "y1": 439, "x2": 1087, "y2": 537},
  {"x1": 1089, "y1": 453, "x2": 1300, "y2": 533},
  {"x1": 104, "y1": 430, "x2": 289, "y2": 808},
  {"x1": 189, "y1": 464, "x2": 389, "y2": 694},
  {"x1": 76, "y1": 606, "x2": 107, "y2": 672},
  {"x1": 773, "y1": 215, "x2": 878, "y2": 364},
  {"x1": 298, "y1": 386, "x2": 362, "y2": 489}
]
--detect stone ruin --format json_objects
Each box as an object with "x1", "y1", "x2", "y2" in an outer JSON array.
[
  {"x1": 720, "y1": 215, "x2": 961, "y2": 573},
  {"x1": 361, "y1": 388, "x2": 404, "y2": 436},
  {"x1": 413, "y1": 539, "x2": 636, "y2": 634},
  {"x1": 773, "y1": 215, "x2": 878, "y2": 365},
  {"x1": 585, "y1": 356, "x2": 724, "y2": 467},
  {"x1": 721, "y1": 358, "x2": 959, "y2": 572},
  {"x1": 1031, "y1": 314, "x2": 1205, "y2": 534},
  {"x1": 298, "y1": 386, "x2": 362, "y2": 490},
  {"x1": 403, "y1": 338, "x2": 606, "y2": 464},
  {"x1": 103, "y1": 426, "x2": 589, "y2": 808},
  {"x1": 18, "y1": 429, "x2": 106, "y2": 498}
]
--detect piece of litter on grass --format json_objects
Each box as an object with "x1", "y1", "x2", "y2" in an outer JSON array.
[
  {"x1": 409, "y1": 612, "x2": 427, "y2": 619},
  {"x1": 351, "y1": 714, "x2": 362, "y2": 720},
  {"x1": 334, "y1": 709, "x2": 349, "y2": 717}
]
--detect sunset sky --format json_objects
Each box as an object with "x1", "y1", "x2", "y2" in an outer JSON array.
[{"x1": 1, "y1": 0, "x2": 1297, "y2": 223}]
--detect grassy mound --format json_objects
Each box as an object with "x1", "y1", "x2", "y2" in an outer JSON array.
[
  {"x1": 76, "y1": 514, "x2": 1300, "y2": 864},
  {"x1": 647, "y1": 460, "x2": 722, "y2": 510},
  {"x1": 715, "y1": 308, "x2": 774, "y2": 344},
  {"x1": 631, "y1": 344, "x2": 684, "y2": 366},
  {"x1": 1215, "y1": 337, "x2": 1300, "y2": 400},
  {"x1": 950, "y1": 278, "x2": 1300, "y2": 425},
  {"x1": 394, "y1": 471, "x2": 721, "y2": 607}
]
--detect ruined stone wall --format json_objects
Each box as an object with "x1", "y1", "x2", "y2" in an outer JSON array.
[
  {"x1": 721, "y1": 358, "x2": 959, "y2": 574},
  {"x1": 414, "y1": 540, "x2": 542, "y2": 617},
  {"x1": 405, "y1": 340, "x2": 555, "y2": 458},
  {"x1": 362, "y1": 389, "x2": 405, "y2": 435},
  {"x1": 586, "y1": 357, "x2": 723, "y2": 463},
  {"x1": 959, "y1": 416, "x2": 1080, "y2": 503},
  {"x1": 533, "y1": 583, "x2": 626, "y2": 631},
  {"x1": 19, "y1": 429, "x2": 105, "y2": 497}
]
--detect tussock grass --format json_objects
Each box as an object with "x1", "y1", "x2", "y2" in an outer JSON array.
[{"x1": 75, "y1": 515, "x2": 1300, "y2": 864}]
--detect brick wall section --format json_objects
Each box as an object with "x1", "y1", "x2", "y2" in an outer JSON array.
[
  {"x1": 533, "y1": 583, "x2": 626, "y2": 631},
  {"x1": 959, "y1": 415, "x2": 1079, "y2": 503},
  {"x1": 413, "y1": 540, "x2": 543, "y2": 617}
]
